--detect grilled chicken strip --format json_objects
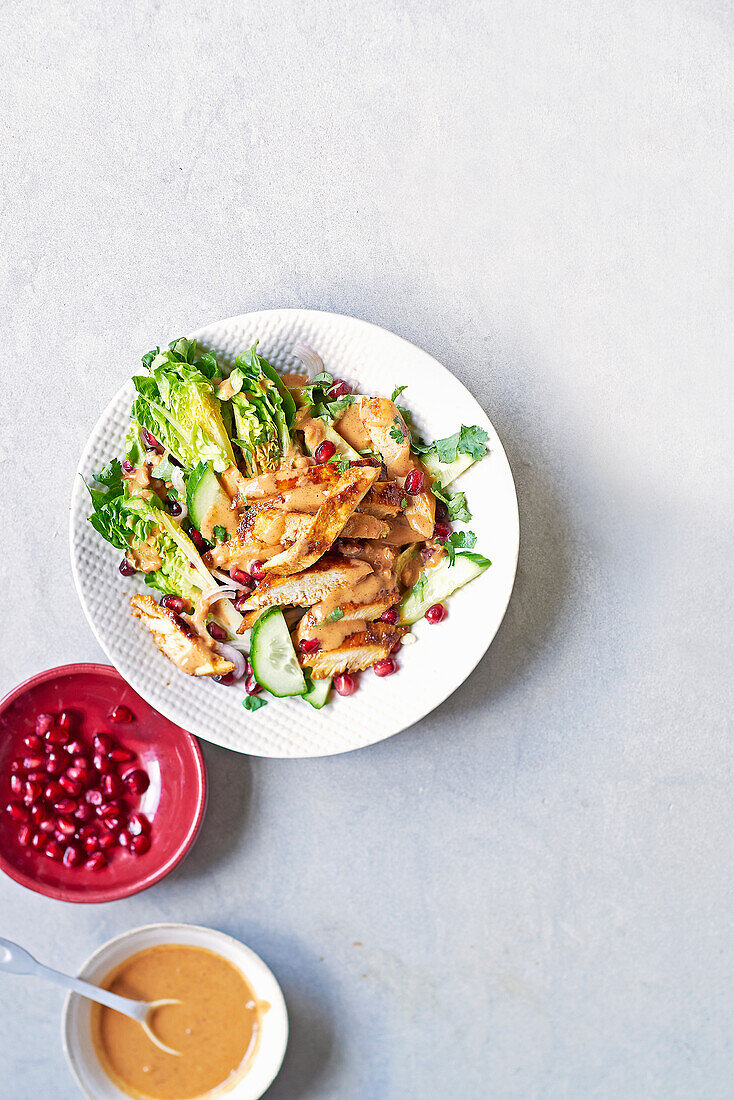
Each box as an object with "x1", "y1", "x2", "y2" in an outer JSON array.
[
  {"x1": 295, "y1": 619, "x2": 405, "y2": 679},
  {"x1": 262, "y1": 466, "x2": 379, "y2": 578},
  {"x1": 130, "y1": 595, "x2": 235, "y2": 678},
  {"x1": 235, "y1": 556, "x2": 372, "y2": 630}
]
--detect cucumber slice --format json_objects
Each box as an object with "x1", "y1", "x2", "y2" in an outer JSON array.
[
  {"x1": 423, "y1": 451, "x2": 476, "y2": 489},
  {"x1": 399, "y1": 551, "x2": 491, "y2": 624},
  {"x1": 302, "y1": 676, "x2": 332, "y2": 709},
  {"x1": 249, "y1": 608, "x2": 307, "y2": 697},
  {"x1": 303, "y1": 419, "x2": 360, "y2": 462},
  {"x1": 187, "y1": 462, "x2": 236, "y2": 541}
]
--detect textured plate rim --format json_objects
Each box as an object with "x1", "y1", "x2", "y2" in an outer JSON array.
[{"x1": 69, "y1": 309, "x2": 519, "y2": 758}]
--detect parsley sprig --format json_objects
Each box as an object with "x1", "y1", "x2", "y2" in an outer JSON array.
[{"x1": 431, "y1": 481, "x2": 471, "y2": 523}]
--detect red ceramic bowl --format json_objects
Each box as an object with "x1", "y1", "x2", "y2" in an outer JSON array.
[{"x1": 0, "y1": 663, "x2": 206, "y2": 903}]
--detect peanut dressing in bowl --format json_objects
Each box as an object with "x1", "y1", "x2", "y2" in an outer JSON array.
[{"x1": 91, "y1": 944, "x2": 266, "y2": 1100}]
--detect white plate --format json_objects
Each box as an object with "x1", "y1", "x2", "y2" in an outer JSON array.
[
  {"x1": 62, "y1": 922, "x2": 288, "y2": 1100},
  {"x1": 70, "y1": 309, "x2": 519, "y2": 757}
]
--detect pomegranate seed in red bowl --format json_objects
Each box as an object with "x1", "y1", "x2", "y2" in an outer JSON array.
[{"x1": 0, "y1": 663, "x2": 206, "y2": 903}]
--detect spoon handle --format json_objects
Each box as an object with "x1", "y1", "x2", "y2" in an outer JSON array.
[{"x1": 21, "y1": 957, "x2": 146, "y2": 1022}]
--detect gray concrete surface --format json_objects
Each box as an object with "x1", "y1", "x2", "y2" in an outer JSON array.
[{"x1": 0, "y1": 1, "x2": 731, "y2": 1097}]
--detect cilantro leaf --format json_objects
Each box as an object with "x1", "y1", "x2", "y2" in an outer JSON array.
[
  {"x1": 441, "y1": 529, "x2": 477, "y2": 566},
  {"x1": 391, "y1": 384, "x2": 407, "y2": 401},
  {"x1": 329, "y1": 608, "x2": 344, "y2": 621},
  {"x1": 243, "y1": 695, "x2": 267, "y2": 712},
  {"x1": 434, "y1": 425, "x2": 489, "y2": 463},
  {"x1": 329, "y1": 454, "x2": 351, "y2": 474},
  {"x1": 389, "y1": 416, "x2": 407, "y2": 444},
  {"x1": 213, "y1": 525, "x2": 229, "y2": 543},
  {"x1": 300, "y1": 372, "x2": 334, "y2": 408},
  {"x1": 431, "y1": 480, "x2": 472, "y2": 523}
]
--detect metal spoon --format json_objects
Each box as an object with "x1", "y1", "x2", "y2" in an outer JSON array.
[{"x1": 0, "y1": 937, "x2": 181, "y2": 1055}]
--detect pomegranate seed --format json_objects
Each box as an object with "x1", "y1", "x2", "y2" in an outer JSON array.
[
  {"x1": 31, "y1": 831, "x2": 45, "y2": 851},
  {"x1": 38, "y1": 816, "x2": 56, "y2": 834},
  {"x1": 46, "y1": 726, "x2": 70, "y2": 745},
  {"x1": 102, "y1": 774, "x2": 125, "y2": 798},
  {"x1": 63, "y1": 844, "x2": 82, "y2": 868},
  {"x1": 435, "y1": 499, "x2": 449, "y2": 522},
  {"x1": 93, "y1": 732, "x2": 113, "y2": 754},
  {"x1": 207, "y1": 621, "x2": 228, "y2": 642},
  {"x1": 79, "y1": 823, "x2": 98, "y2": 839},
  {"x1": 425, "y1": 603, "x2": 447, "y2": 625},
  {"x1": 85, "y1": 852, "x2": 107, "y2": 871},
  {"x1": 141, "y1": 427, "x2": 162, "y2": 450},
  {"x1": 166, "y1": 497, "x2": 183, "y2": 517},
  {"x1": 22, "y1": 755, "x2": 45, "y2": 771},
  {"x1": 118, "y1": 830, "x2": 131, "y2": 849},
  {"x1": 93, "y1": 753, "x2": 115, "y2": 774},
  {"x1": 66, "y1": 739, "x2": 86, "y2": 756},
  {"x1": 244, "y1": 674, "x2": 262, "y2": 696},
  {"x1": 23, "y1": 781, "x2": 43, "y2": 804},
  {"x1": 122, "y1": 459, "x2": 134, "y2": 474},
  {"x1": 404, "y1": 468, "x2": 424, "y2": 495},
  {"x1": 27, "y1": 770, "x2": 47, "y2": 783},
  {"x1": 35, "y1": 713, "x2": 54, "y2": 735},
  {"x1": 101, "y1": 814, "x2": 122, "y2": 831},
  {"x1": 334, "y1": 673, "x2": 358, "y2": 696},
  {"x1": 107, "y1": 747, "x2": 134, "y2": 763},
  {"x1": 328, "y1": 378, "x2": 351, "y2": 398},
  {"x1": 6, "y1": 801, "x2": 29, "y2": 822},
  {"x1": 30, "y1": 806, "x2": 45, "y2": 825},
  {"x1": 98, "y1": 829, "x2": 118, "y2": 851},
  {"x1": 44, "y1": 839, "x2": 63, "y2": 861},
  {"x1": 189, "y1": 527, "x2": 209, "y2": 552},
  {"x1": 44, "y1": 754, "x2": 66, "y2": 776},
  {"x1": 23, "y1": 733, "x2": 44, "y2": 751},
  {"x1": 119, "y1": 556, "x2": 136, "y2": 576},
  {"x1": 390, "y1": 638, "x2": 403, "y2": 655},
  {"x1": 17, "y1": 824, "x2": 33, "y2": 847},
  {"x1": 299, "y1": 637, "x2": 320, "y2": 654},
  {"x1": 314, "y1": 440, "x2": 336, "y2": 464},
  {"x1": 249, "y1": 560, "x2": 266, "y2": 581},
  {"x1": 44, "y1": 781, "x2": 63, "y2": 802},
  {"x1": 74, "y1": 803, "x2": 95, "y2": 824},
  {"x1": 56, "y1": 816, "x2": 76, "y2": 837},
  {"x1": 10, "y1": 760, "x2": 24, "y2": 776},
  {"x1": 53, "y1": 827, "x2": 68, "y2": 844},
  {"x1": 214, "y1": 671, "x2": 237, "y2": 685},
  {"x1": 130, "y1": 834, "x2": 151, "y2": 856},
  {"x1": 380, "y1": 607, "x2": 399, "y2": 625},
  {"x1": 65, "y1": 766, "x2": 89, "y2": 784},
  {"x1": 97, "y1": 800, "x2": 123, "y2": 817},
  {"x1": 230, "y1": 569, "x2": 253, "y2": 588},
  {"x1": 109, "y1": 705, "x2": 133, "y2": 723},
  {"x1": 123, "y1": 769, "x2": 149, "y2": 796},
  {"x1": 57, "y1": 711, "x2": 73, "y2": 730},
  {"x1": 128, "y1": 812, "x2": 150, "y2": 836},
  {"x1": 10, "y1": 775, "x2": 22, "y2": 797},
  {"x1": 85, "y1": 788, "x2": 104, "y2": 806},
  {"x1": 373, "y1": 658, "x2": 397, "y2": 677},
  {"x1": 434, "y1": 520, "x2": 452, "y2": 541},
  {"x1": 234, "y1": 593, "x2": 251, "y2": 612},
  {"x1": 59, "y1": 775, "x2": 82, "y2": 797},
  {"x1": 83, "y1": 834, "x2": 100, "y2": 853},
  {"x1": 161, "y1": 594, "x2": 187, "y2": 614},
  {"x1": 53, "y1": 797, "x2": 78, "y2": 815}
]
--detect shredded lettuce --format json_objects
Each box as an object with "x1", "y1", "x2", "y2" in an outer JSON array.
[{"x1": 226, "y1": 344, "x2": 293, "y2": 475}]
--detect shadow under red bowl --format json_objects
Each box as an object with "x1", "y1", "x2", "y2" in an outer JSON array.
[{"x1": 0, "y1": 664, "x2": 206, "y2": 903}]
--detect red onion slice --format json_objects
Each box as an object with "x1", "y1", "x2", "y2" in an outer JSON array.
[
  {"x1": 213, "y1": 642, "x2": 246, "y2": 680},
  {"x1": 293, "y1": 343, "x2": 325, "y2": 374},
  {"x1": 170, "y1": 467, "x2": 188, "y2": 519}
]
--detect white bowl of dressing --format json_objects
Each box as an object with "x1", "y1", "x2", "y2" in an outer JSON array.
[{"x1": 62, "y1": 923, "x2": 288, "y2": 1100}]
